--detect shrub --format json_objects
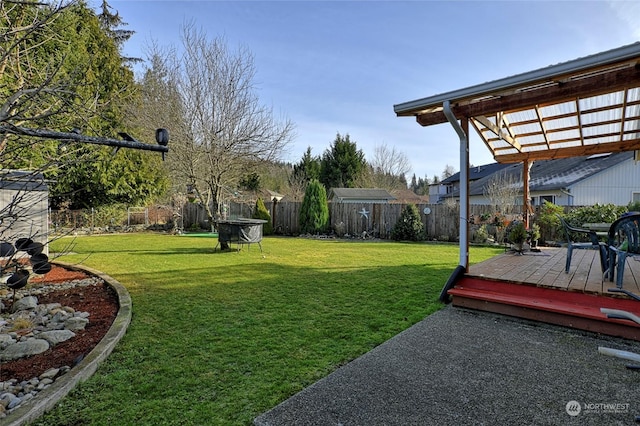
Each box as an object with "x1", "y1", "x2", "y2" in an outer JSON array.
[
  {"x1": 507, "y1": 221, "x2": 527, "y2": 244},
  {"x1": 563, "y1": 203, "x2": 626, "y2": 243},
  {"x1": 299, "y1": 179, "x2": 329, "y2": 234},
  {"x1": 391, "y1": 204, "x2": 424, "y2": 241},
  {"x1": 536, "y1": 201, "x2": 564, "y2": 242},
  {"x1": 473, "y1": 224, "x2": 489, "y2": 243},
  {"x1": 565, "y1": 203, "x2": 626, "y2": 228},
  {"x1": 529, "y1": 223, "x2": 541, "y2": 242},
  {"x1": 252, "y1": 198, "x2": 273, "y2": 235},
  {"x1": 628, "y1": 201, "x2": 640, "y2": 212}
]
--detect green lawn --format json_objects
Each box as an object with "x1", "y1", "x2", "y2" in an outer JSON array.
[{"x1": 35, "y1": 234, "x2": 501, "y2": 426}]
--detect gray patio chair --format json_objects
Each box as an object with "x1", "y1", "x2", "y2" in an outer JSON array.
[
  {"x1": 606, "y1": 213, "x2": 640, "y2": 289},
  {"x1": 557, "y1": 215, "x2": 607, "y2": 274}
]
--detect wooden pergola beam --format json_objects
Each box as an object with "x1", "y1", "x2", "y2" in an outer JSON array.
[{"x1": 494, "y1": 139, "x2": 640, "y2": 163}]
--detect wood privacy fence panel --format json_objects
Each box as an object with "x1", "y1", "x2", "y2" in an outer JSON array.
[
  {"x1": 184, "y1": 201, "x2": 495, "y2": 240},
  {"x1": 183, "y1": 201, "x2": 500, "y2": 239},
  {"x1": 49, "y1": 202, "x2": 520, "y2": 238},
  {"x1": 113, "y1": 201, "x2": 503, "y2": 239}
]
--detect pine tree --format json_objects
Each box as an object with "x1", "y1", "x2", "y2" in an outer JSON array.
[
  {"x1": 299, "y1": 179, "x2": 329, "y2": 234},
  {"x1": 252, "y1": 198, "x2": 273, "y2": 235},
  {"x1": 391, "y1": 204, "x2": 424, "y2": 241},
  {"x1": 97, "y1": 0, "x2": 142, "y2": 65},
  {"x1": 319, "y1": 133, "x2": 367, "y2": 189}
]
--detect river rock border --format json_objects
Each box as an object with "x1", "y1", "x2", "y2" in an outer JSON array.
[{"x1": 3, "y1": 261, "x2": 131, "y2": 426}]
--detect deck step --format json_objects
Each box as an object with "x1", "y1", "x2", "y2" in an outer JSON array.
[{"x1": 449, "y1": 277, "x2": 640, "y2": 341}]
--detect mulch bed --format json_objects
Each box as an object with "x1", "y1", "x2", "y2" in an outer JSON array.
[{"x1": 1, "y1": 265, "x2": 119, "y2": 382}]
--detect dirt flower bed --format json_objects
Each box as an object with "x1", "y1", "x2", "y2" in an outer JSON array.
[{"x1": 1, "y1": 264, "x2": 119, "y2": 382}]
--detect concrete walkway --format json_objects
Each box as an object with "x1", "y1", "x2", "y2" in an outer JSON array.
[{"x1": 255, "y1": 307, "x2": 640, "y2": 426}]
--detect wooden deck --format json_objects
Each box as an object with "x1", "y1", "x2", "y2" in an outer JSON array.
[
  {"x1": 448, "y1": 247, "x2": 640, "y2": 340},
  {"x1": 468, "y1": 247, "x2": 640, "y2": 296}
]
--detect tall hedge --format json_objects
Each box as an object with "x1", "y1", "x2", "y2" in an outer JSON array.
[
  {"x1": 299, "y1": 179, "x2": 329, "y2": 234},
  {"x1": 252, "y1": 198, "x2": 273, "y2": 235}
]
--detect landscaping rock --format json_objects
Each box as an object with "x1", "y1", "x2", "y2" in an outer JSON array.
[
  {"x1": 0, "y1": 334, "x2": 16, "y2": 347},
  {"x1": 12, "y1": 296, "x2": 38, "y2": 312},
  {"x1": 0, "y1": 276, "x2": 101, "y2": 414},
  {"x1": 65, "y1": 316, "x2": 88, "y2": 331},
  {"x1": 0, "y1": 339, "x2": 49, "y2": 361},
  {"x1": 39, "y1": 368, "x2": 60, "y2": 380},
  {"x1": 7, "y1": 394, "x2": 23, "y2": 410},
  {"x1": 39, "y1": 330, "x2": 75, "y2": 345},
  {"x1": 1, "y1": 393, "x2": 18, "y2": 410}
]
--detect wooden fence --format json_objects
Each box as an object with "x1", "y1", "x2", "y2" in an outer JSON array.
[
  {"x1": 49, "y1": 201, "x2": 564, "y2": 242},
  {"x1": 182, "y1": 201, "x2": 503, "y2": 240}
]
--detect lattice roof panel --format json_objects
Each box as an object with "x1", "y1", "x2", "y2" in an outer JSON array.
[{"x1": 394, "y1": 43, "x2": 640, "y2": 163}]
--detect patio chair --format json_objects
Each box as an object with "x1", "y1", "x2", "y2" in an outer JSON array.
[
  {"x1": 557, "y1": 215, "x2": 607, "y2": 274},
  {"x1": 606, "y1": 213, "x2": 640, "y2": 288}
]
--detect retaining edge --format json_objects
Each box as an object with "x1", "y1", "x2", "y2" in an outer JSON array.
[{"x1": 3, "y1": 261, "x2": 132, "y2": 426}]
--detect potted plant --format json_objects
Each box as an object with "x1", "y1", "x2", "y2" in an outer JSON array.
[{"x1": 508, "y1": 221, "x2": 527, "y2": 253}]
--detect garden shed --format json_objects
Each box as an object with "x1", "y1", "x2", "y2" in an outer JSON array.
[
  {"x1": 0, "y1": 170, "x2": 49, "y2": 253},
  {"x1": 329, "y1": 188, "x2": 395, "y2": 204},
  {"x1": 328, "y1": 188, "x2": 396, "y2": 237}
]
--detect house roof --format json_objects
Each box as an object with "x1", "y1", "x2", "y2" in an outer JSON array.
[
  {"x1": 330, "y1": 188, "x2": 396, "y2": 202},
  {"x1": 389, "y1": 189, "x2": 429, "y2": 204},
  {"x1": 0, "y1": 170, "x2": 48, "y2": 192},
  {"x1": 447, "y1": 151, "x2": 635, "y2": 197},
  {"x1": 441, "y1": 162, "x2": 511, "y2": 185},
  {"x1": 394, "y1": 43, "x2": 640, "y2": 164}
]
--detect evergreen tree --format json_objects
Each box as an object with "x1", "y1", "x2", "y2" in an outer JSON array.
[
  {"x1": 0, "y1": 2, "x2": 167, "y2": 209},
  {"x1": 299, "y1": 179, "x2": 329, "y2": 234},
  {"x1": 97, "y1": 0, "x2": 142, "y2": 65},
  {"x1": 292, "y1": 146, "x2": 321, "y2": 184},
  {"x1": 240, "y1": 172, "x2": 261, "y2": 191},
  {"x1": 319, "y1": 133, "x2": 366, "y2": 190},
  {"x1": 391, "y1": 204, "x2": 424, "y2": 241},
  {"x1": 46, "y1": 3, "x2": 166, "y2": 208},
  {"x1": 410, "y1": 173, "x2": 418, "y2": 193},
  {"x1": 252, "y1": 198, "x2": 273, "y2": 235}
]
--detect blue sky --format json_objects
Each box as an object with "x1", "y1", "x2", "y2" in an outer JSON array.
[{"x1": 100, "y1": 0, "x2": 640, "y2": 182}]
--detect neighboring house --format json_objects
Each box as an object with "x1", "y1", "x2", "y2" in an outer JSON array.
[
  {"x1": 435, "y1": 162, "x2": 511, "y2": 204},
  {"x1": 428, "y1": 183, "x2": 444, "y2": 204},
  {"x1": 444, "y1": 151, "x2": 640, "y2": 206},
  {"x1": 329, "y1": 188, "x2": 396, "y2": 204},
  {"x1": 0, "y1": 170, "x2": 49, "y2": 253}
]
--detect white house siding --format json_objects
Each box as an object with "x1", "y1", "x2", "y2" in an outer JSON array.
[{"x1": 568, "y1": 158, "x2": 640, "y2": 206}]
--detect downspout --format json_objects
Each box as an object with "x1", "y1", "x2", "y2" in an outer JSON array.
[
  {"x1": 443, "y1": 100, "x2": 469, "y2": 269},
  {"x1": 438, "y1": 100, "x2": 469, "y2": 303}
]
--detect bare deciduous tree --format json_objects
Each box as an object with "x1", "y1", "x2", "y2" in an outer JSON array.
[
  {"x1": 142, "y1": 22, "x2": 294, "y2": 226},
  {"x1": 367, "y1": 143, "x2": 411, "y2": 190},
  {"x1": 483, "y1": 169, "x2": 521, "y2": 215}
]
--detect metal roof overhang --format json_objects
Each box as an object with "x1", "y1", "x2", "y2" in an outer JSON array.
[{"x1": 394, "y1": 43, "x2": 640, "y2": 164}]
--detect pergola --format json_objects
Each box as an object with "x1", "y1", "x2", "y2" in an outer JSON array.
[{"x1": 394, "y1": 42, "x2": 640, "y2": 272}]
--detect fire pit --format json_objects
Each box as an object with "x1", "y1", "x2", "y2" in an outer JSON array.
[{"x1": 215, "y1": 218, "x2": 267, "y2": 251}]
